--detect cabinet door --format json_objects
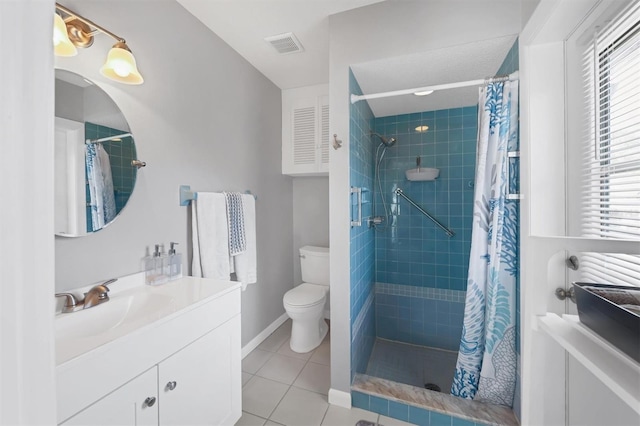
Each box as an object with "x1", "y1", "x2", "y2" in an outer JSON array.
[
  {"x1": 290, "y1": 97, "x2": 319, "y2": 173},
  {"x1": 159, "y1": 315, "x2": 241, "y2": 426},
  {"x1": 61, "y1": 367, "x2": 158, "y2": 426}
]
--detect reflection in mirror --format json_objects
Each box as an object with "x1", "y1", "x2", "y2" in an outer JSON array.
[{"x1": 55, "y1": 69, "x2": 137, "y2": 237}]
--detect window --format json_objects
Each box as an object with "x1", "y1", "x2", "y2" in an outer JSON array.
[{"x1": 580, "y1": 2, "x2": 640, "y2": 287}]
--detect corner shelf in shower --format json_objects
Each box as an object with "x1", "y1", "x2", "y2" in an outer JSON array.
[
  {"x1": 538, "y1": 313, "x2": 640, "y2": 415},
  {"x1": 405, "y1": 167, "x2": 440, "y2": 181}
]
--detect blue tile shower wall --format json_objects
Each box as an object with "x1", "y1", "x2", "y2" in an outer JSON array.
[
  {"x1": 85, "y1": 122, "x2": 136, "y2": 232},
  {"x1": 349, "y1": 69, "x2": 376, "y2": 380},
  {"x1": 373, "y1": 106, "x2": 478, "y2": 350},
  {"x1": 496, "y1": 38, "x2": 521, "y2": 422},
  {"x1": 376, "y1": 284, "x2": 465, "y2": 351}
]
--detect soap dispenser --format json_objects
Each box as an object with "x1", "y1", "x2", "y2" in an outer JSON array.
[
  {"x1": 159, "y1": 243, "x2": 170, "y2": 278},
  {"x1": 168, "y1": 242, "x2": 182, "y2": 280},
  {"x1": 146, "y1": 244, "x2": 168, "y2": 285}
]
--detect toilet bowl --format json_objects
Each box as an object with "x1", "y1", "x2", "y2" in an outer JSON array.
[
  {"x1": 283, "y1": 246, "x2": 330, "y2": 353},
  {"x1": 283, "y1": 283, "x2": 328, "y2": 353}
]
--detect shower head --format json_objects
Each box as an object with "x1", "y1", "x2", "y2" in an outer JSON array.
[{"x1": 371, "y1": 132, "x2": 397, "y2": 147}]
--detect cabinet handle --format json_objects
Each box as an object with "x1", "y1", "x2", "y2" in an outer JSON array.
[
  {"x1": 166, "y1": 381, "x2": 177, "y2": 391},
  {"x1": 144, "y1": 396, "x2": 156, "y2": 407}
]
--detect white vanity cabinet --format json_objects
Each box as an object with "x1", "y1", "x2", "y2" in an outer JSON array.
[
  {"x1": 61, "y1": 367, "x2": 158, "y2": 426},
  {"x1": 56, "y1": 277, "x2": 241, "y2": 426},
  {"x1": 282, "y1": 84, "x2": 329, "y2": 176},
  {"x1": 159, "y1": 316, "x2": 241, "y2": 425}
]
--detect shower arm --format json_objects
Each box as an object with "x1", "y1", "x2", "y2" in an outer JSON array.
[{"x1": 395, "y1": 188, "x2": 455, "y2": 238}]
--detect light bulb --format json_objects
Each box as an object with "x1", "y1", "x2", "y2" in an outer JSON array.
[{"x1": 112, "y1": 61, "x2": 131, "y2": 77}]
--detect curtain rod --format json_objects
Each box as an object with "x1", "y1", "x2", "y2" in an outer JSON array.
[
  {"x1": 86, "y1": 133, "x2": 132, "y2": 144},
  {"x1": 350, "y1": 71, "x2": 519, "y2": 104}
]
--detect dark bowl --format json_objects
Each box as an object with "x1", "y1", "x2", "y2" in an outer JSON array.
[{"x1": 572, "y1": 282, "x2": 640, "y2": 363}]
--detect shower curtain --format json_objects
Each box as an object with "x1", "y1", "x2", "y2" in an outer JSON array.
[
  {"x1": 86, "y1": 143, "x2": 117, "y2": 231},
  {"x1": 451, "y1": 80, "x2": 519, "y2": 406}
]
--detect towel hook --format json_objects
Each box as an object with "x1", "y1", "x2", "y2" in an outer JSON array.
[{"x1": 333, "y1": 134, "x2": 342, "y2": 150}]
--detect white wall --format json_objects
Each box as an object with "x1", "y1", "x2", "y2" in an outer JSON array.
[
  {"x1": 54, "y1": 0, "x2": 293, "y2": 346},
  {"x1": 292, "y1": 177, "x2": 330, "y2": 285},
  {"x1": 55, "y1": 79, "x2": 84, "y2": 122},
  {"x1": 0, "y1": 0, "x2": 56, "y2": 423},
  {"x1": 328, "y1": 0, "x2": 522, "y2": 397}
]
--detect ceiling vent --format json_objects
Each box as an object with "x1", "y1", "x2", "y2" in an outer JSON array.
[{"x1": 264, "y1": 32, "x2": 304, "y2": 54}]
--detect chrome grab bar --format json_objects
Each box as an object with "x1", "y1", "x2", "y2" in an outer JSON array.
[{"x1": 394, "y1": 188, "x2": 455, "y2": 238}]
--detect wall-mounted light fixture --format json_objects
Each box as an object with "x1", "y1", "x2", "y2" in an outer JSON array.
[{"x1": 54, "y1": 3, "x2": 144, "y2": 85}]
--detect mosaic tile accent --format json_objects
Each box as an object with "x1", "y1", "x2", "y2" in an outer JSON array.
[{"x1": 376, "y1": 282, "x2": 466, "y2": 303}]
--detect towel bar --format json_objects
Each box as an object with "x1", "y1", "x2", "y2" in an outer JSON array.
[{"x1": 179, "y1": 185, "x2": 257, "y2": 206}]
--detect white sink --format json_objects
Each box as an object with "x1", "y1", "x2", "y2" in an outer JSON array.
[
  {"x1": 56, "y1": 292, "x2": 174, "y2": 339},
  {"x1": 55, "y1": 276, "x2": 240, "y2": 365}
]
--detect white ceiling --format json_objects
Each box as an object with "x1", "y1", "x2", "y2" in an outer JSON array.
[
  {"x1": 176, "y1": 0, "x2": 384, "y2": 90},
  {"x1": 176, "y1": 0, "x2": 518, "y2": 116},
  {"x1": 351, "y1": 35, "x2": 518, "y2": 117}
]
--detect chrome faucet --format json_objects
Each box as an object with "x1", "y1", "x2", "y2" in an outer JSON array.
[{"x1": 55, "y1": 278, "x2": 117, "y2": 313}]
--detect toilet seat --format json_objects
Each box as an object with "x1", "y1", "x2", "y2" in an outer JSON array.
[{"x1": 283, "y1": 283, "x2": 326, "y2": 308}]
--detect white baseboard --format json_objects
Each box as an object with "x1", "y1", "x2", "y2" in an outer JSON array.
[
  {"x1": 241, "y1": 312, "x2": 289, "y2": 359},
  {"x1": 328, "y1": 388, "x2": 351, "y2": 408}
]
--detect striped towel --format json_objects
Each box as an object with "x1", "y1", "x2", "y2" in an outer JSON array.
[{"x1": 224, "y1": 192, "x2": 246, "y2": 256}]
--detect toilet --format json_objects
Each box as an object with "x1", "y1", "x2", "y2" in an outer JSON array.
[{"x1": 283, "y1": 246, "x2": 329, "y2": 353}]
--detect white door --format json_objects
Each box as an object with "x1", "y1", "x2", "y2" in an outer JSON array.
[
  {"x1": 158, "y1": 315, "x2": 241, "y2": 426},
  {"x1": 61, "y1": 367, "x2": 158, "y2": 426}
]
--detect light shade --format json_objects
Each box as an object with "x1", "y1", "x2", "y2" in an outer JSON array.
[
  {"x1": 53, "y1": 13, "x2": 77, "y2": 57},
  {"x1": 100, "y1": 42, "x2": 144, "y2": 85}
]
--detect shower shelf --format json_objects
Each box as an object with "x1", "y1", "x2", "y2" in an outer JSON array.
[
  {"x1": 405, "y1": 167, "x2": 440, "y2": 181},
  {"x1": 538, "y1": 313, "x2": 640, "y2": 415}
]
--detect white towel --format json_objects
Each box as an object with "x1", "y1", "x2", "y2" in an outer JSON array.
[
  {"x1": 191, "y1": 193, "x2": 230, "y2": 280},
  {"x1": 232, "y1": 194, "x2": 257, "y2": 290}
]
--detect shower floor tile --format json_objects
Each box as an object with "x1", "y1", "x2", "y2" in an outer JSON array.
[{"x1": 365, "y1": 339, "x2": 458, "y2": 392}]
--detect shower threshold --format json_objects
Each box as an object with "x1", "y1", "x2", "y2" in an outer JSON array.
[{"x1": 352, "y1": 374, "x2": 518, "y2": 426}]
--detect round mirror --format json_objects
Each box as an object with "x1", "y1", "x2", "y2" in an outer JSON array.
[{"x1": 55, "y1": 69, "x2": 138, "y2": 237}]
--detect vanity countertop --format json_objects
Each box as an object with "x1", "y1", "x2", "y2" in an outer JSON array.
[{"x1": 56, "y1": 276, "x2": 240, "y2": 365}]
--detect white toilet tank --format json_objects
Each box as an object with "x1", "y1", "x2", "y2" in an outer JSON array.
[{"x1": 300, "y1": 246, "x2": 329, "y2": 286}]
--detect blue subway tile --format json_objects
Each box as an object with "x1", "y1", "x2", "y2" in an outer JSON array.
[
  {"x1": 351, "y1": 391, "x2": 369, "y2": 410},
  {"x1": 388, "y1": 401, "x2": 409, "y2": 421},
  {"x1": 408, "y1": 406, "x2": 430, "y2": 426},
  {"x1": 431, "y1": 411, "x2": 453, "y2": 426},
  {"x1": 370, "y1": 395, "x2": 389, "y2": 416}
]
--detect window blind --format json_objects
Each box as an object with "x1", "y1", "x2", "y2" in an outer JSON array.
[{"x1": 579, "y1": 1, "x2": 640, "y2": 287}]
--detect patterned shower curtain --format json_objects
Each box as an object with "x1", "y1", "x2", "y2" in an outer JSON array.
[
  {"x1": 450, "y1": 80, "x2": 519, "y2": 406},
  {"x1": 86, "y1": 143, "x2": 117, "y2": 231}
]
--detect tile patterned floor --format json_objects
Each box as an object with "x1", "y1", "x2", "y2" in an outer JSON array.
[
  {"x1": 365, "y1": 339, "x2": 458, "y2": 392},
  {"x1": 237, "y1": 320, "x2": 417, "y2": 426}
]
